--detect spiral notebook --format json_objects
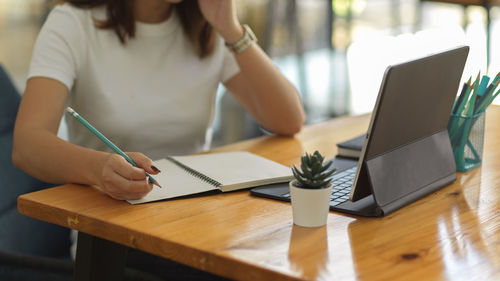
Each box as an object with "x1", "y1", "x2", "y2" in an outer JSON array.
[{"x1": 128, "y1": 152, "x2": 293, "y2": 204}]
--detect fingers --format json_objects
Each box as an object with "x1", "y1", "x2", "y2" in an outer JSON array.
[
  {"x1": 111, "y1": 155, "x2": 148, "y2": 180},
  {"x1": 99, "y1": 154, "x2": 154, "y2": 200},
  {"x1": 101, "y1": 172, "x2": 153, "y2": 201},
  {"x1": 127, "y1": 152, "x2": 161, "y2": 175}
]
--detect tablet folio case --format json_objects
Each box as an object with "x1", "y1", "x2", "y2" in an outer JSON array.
[{"x1": 364, "y1": 129, "x2": 456, "y2": 216}]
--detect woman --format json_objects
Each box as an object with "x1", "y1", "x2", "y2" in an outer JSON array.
[
  {"x1": 13, "y1": 0, "x2": 304, "y2": 201},
  {"x1": 13, "y1": 1, "x2": 304, "y2": 279}
]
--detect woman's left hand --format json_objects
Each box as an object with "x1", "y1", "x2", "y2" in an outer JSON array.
[{"x1": 197, "y1": 0, "x2": 244, "y2": 43}]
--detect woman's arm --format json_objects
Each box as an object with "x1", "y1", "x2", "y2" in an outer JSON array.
[
  {"x1": 198, "y1": 0, "x2": 306, "y2": 136},
  {"x1": 12, "y1": 78, "x2": 157, "y2": 200},
  {"x1": 223, "y1": 44, "x2": 305, "y2": 136}
]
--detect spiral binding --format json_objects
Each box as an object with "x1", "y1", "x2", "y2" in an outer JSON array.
[{"x1": 165, "y1": 156, "x2": 222, "y2": 188}]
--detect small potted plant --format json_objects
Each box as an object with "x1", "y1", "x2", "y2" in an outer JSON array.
[{"x1": 290, "y1": 151, "x2": 335, "y2": 227}]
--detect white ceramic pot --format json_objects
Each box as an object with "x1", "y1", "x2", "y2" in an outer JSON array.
[{"x1": 289, "y1": 180, "x2": 332, "y2": 227}]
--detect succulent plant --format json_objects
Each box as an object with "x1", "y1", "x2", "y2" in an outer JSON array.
[{"x1": 292, "y1": 151, "x2": 335, "y2": 189}]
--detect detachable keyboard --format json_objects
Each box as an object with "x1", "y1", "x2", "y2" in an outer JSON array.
[{"x1": 280, "y1": 166, "x2": 357, "y2": 206}]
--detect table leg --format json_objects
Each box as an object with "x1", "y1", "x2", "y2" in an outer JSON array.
[{"x1": 74, "y1": 232, "x2": 128, "y2": 281}]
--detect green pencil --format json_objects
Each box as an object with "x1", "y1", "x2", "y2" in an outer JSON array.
[
  {"x1": 449, "y1": 80, "x2": 474, "y2": 141},
  {"x1": 456, "y1": 79, "x2": 475, "y2": 116},
  {"x1": 466, "y1": 73, "x2": 480, "y2": 116},
  {"x1": 489, "y1": 88, "x2": 500, "y2": 105},
  {"x1": 462, "y1": 73, "x2": 479, "y2": 115},
  {"x1": 66, "y1": 107, "x2": 161, "y2": 188}
]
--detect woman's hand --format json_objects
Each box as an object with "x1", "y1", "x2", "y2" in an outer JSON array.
[
  {"x1": 197, "y1": 0, "x2": 244, "y2": 43},
  {"x1": 96, "y1": 152, "x2": 160, "y2": 200}
]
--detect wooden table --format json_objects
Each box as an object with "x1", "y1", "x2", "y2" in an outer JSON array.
[{"x1": 18, "y1": 106, "x2": 500, "y2": 281}]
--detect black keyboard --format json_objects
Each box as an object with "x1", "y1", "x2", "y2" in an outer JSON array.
[
  {"x1": 329, "y1": 166, "x2": 357, "y2": 206},
  {"x1": 281, "y1": 166, "x2": 357, "y2": 206}
]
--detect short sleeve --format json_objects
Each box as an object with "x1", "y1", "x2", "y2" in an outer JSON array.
[
  {"x1": 28, "y1": 4, "x2": 85, "y2": 91},
  {"x1": 219, "y1": 37, "x2": 240, "y2": 83}
]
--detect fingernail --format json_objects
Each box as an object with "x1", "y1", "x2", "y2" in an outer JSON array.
[{"x1": 151, "y1": 166, "x2": 161, "y2": 172}]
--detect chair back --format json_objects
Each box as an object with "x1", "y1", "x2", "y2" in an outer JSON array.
[{"x1": 0, "y1": 64, "x2": 70, "y2": 258}]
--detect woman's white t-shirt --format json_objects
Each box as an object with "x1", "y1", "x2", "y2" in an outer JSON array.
[{"x1": 28, "y1": 3, "x2": 240, "y2": 160}]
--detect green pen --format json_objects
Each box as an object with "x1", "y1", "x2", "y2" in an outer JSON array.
[
  {"x1": 475, "y1": 86, "x2": 496, "y2": 114},
  {"x1": 65, "y1": 107, "x2": 161, "y2": 188},
  {"x1": 475, "y1": 73, "x2": 500, "y2": 114}
]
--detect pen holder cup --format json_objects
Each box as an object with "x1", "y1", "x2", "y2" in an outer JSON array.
[{"x1": 447, "y1": 111, "x2": 485, "y2": 172}]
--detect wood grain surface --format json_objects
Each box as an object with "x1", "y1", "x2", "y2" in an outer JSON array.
[{"x1": 18, "y1": 106, "x2": 500, "y2": 281}]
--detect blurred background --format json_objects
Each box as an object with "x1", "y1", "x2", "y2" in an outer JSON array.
[{"x1": 1, "y1": 0, "x2": 499, "y2": 148}]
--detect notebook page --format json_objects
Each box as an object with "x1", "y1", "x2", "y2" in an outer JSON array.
[
  {"x1": 127, "y1": 158, "x2": 217, "y2": 204},
  {"x1": 173, "y1": 152, "x2": 293, "y2": 191}
]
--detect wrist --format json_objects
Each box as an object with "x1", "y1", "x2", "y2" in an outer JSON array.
[
  {"x1": 220, "y1": 24, "x2": 244, "y2": 44},
  {"x1": 90, "y1": 151, "x2": 112, "y2": 186},
  {"x1": 224, "y1": 24, "x2": 257, "y2": 54}
]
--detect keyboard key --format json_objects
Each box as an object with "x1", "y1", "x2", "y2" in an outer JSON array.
[{"x1": 333, "y1": 172, "x2": 348, "y2": 179}]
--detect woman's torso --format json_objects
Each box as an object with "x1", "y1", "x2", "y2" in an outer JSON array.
[{"x1": 29, "y1": 4, "x2": 239, "y2": 159}]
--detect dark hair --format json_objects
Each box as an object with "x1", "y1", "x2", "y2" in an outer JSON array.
[{"x1": 60, "y1": 0, "x2": 215, "y2": 58}]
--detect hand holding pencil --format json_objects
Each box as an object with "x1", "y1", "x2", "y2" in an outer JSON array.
[{"x1": 66, "y1": 107, "x2": 162, "y2": 200}]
